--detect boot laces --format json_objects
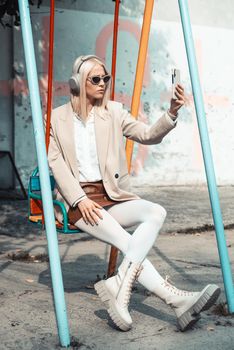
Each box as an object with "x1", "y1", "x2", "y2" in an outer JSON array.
[
  {"x1": 163, "y1": 275, "x2": 194, "y2": 297},
  {"x1": 135, "y1": 265, "x2": 144, "y2": 280}
]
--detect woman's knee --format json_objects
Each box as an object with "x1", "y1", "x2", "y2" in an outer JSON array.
[{"x1": 147, "y1": 203, "x2": 167, "y2": 224}]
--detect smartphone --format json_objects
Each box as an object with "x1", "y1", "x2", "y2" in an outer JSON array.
[{"x1": 172, "y1": 68, "x2": 180, "y2": 99}]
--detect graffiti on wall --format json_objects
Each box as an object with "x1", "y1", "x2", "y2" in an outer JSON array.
[{"x1": 0, "y1": 8, "x2": 233, "y2": 186}]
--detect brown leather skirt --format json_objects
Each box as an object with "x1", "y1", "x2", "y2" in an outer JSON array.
[{"x1": 68, "y1": 180, "x2": 118, "y2": 224}]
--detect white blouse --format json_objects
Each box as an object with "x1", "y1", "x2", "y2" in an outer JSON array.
[{"x1": 73, "y1": 108, "x2": 102, "y2": 205}]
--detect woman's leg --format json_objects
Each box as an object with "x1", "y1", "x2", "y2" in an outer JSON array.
[
  {"x1": 105, "y1": 199, "x2": 166, "y2": 290},
  {"x1": 74, "y1": 199, "x2": 166, "y2": 330},
  {"x1": 74, "y1": 199, "x2": 167, "y2": 293},
  {"x1": 74, "y1": 199, "x2": 166, "y2": 264},
  {"x1": 106, "y1": 200, "x2": 221, "y2": 331}
]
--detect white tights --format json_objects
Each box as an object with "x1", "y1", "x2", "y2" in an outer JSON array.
[{"x1": 75, "y1": 199, "x2": 166, "y2": 293}]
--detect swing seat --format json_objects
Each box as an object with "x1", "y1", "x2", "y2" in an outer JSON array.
[{"x1": 28, "y1": 168, "x2": 80, "y2": 234}]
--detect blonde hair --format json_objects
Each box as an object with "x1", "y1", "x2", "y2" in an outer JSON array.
[{"x1": 70, "y1": 56, "x2": 111, "y2": 120}]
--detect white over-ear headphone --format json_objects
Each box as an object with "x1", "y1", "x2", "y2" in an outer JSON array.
[{"x1": 68, "y1": 55, "x2": 100, "y2": 95}]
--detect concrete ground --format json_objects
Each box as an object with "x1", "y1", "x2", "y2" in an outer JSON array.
[{"x1": 0, "y1": 185, "x2": 234, "y2": 350}]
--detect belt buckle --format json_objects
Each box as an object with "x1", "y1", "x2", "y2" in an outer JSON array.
[{"x1": 86, "y1": 185, "x2": 99, "y2": 194}]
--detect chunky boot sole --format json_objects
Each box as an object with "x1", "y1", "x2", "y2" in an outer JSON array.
[
  {"x1": 177, "y1": 284, "x2": 221, "y2": 331},
  {"x1": 94, "y1": 280, "x2": 132, "y2": 332}
]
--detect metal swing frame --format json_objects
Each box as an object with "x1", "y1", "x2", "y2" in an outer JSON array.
[{"x1": 18, "y1": 0, "x2": 234, "y2": 347}]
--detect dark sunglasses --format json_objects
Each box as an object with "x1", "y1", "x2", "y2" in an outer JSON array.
[{"x1": 87, "y1": 74, "x2": 111, "y2": 85}]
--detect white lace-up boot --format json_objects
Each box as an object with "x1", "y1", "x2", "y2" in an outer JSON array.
[
  {"x1": 156, "y1": 277, "x2": 221, "y2": 331},
  {"x1": 94, "y1": 257, "x2": 142, "y2": 331}
]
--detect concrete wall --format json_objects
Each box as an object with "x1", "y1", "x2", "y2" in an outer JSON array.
[
  {"x1": 0, "y1": 23, "x2": 14, "y2": 188},
  {"x1": 1, "y1": 0, "x2": 234, "y2": 188}
]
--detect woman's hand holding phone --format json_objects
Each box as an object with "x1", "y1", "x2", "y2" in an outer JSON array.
[
  {"x1": 169, "y1": 69, "x2": 185, "y2": 117},
  {"x1": 169, "y1": 84, "x2": 185, "y2": 117}
]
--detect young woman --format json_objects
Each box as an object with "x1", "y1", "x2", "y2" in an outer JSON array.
[{"x1": 48, "y1": 55, "x2": 220, "y2": 332}]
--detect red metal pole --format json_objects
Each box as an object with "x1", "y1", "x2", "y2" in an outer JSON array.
[
  {"x1": 45, "y1": 0, "x2": 55, "y2": 153},
  {"x1": 42, "y1": 0, "x2": 55, "y2": 226},
  {"x1": 107, "y1": 0, "x2": 120, "y2": 277},
  {"x1": 107, "y1": 0, "x2": 121, "y2": 277},
  {"x1": 111, "y1": 0, "x2": 120, "y2": 100}
]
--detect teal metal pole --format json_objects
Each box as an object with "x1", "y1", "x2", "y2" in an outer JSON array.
[
  {"x1": 18, "y1": 0, "x2": 71, "y2": 345},
  {"x1": 178, "y1": 0, "x2": 234, "y2": 313}
]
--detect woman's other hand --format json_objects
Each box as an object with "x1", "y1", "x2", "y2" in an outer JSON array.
[
  {"x1": 169, "y1": 84, "x2": 185, "y2": 117},
  {"x1": 78, "y1": 198, "x2": 103, "y2": 225}
]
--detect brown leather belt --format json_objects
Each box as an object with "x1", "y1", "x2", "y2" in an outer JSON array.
[{"x1": 68, "y1": 180, "x2": 117, "y2": 224}]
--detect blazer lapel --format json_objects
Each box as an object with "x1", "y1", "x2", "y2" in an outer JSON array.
[
  {"x1": 58, "y1": 102, "x2": 80, "y2": 179},
  {"x1": 94, "y1": 106, "x2": 111, "y2": 177}
]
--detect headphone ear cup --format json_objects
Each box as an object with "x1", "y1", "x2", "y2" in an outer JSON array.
[{"x1": 69, "y1": 73, "x2": 80, "y2": 95}]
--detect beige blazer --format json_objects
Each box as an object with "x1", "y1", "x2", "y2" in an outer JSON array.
[{"x1": 47, "y1": 100, "x2": 176, "y2": 221}]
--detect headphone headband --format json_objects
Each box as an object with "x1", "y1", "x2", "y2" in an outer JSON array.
[{"x1": 76, "y1": 55, "x2": 100, "y2": 74}]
